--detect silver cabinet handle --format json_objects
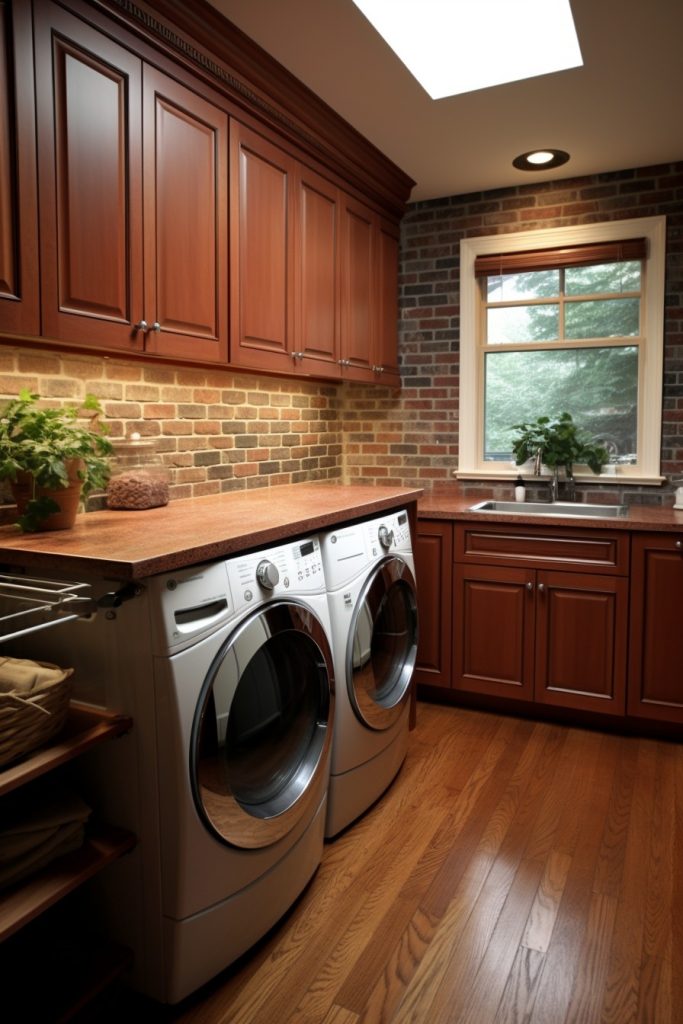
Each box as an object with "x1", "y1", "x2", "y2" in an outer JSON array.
[
  {"x1": 538, "y1": 582, "x2": 546, "y2": 593},
  {"x1": 338, "y1": 358, "x2": 350, "y2": 367},
  {"x1": 526, "y1": 581, "x2": 533, "y2": 591},
  {"x1": 134, "y1": 320, "x2": 148, "y2": 332},
  {"x1": 676, "y1": 539, "x2": 682, "y2": 549},
  {"x1": 151, "y1": 321, "x2": 161, "y2": 332}
]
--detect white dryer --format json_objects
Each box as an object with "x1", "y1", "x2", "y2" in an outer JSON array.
[
  {"x1": 15, "y1": 535, "x2": 334, "y2": 1004},
  {"x1": 320, "y1": 510, "x2": 418, "y2": 838}
]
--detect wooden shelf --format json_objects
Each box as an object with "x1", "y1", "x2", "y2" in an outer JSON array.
[
  {"x1": 0, "y1": 701, "x2": 132, "y2": 797},
  {"x1": 0, "y1": 821, "x2": 136, "y2": 942}
]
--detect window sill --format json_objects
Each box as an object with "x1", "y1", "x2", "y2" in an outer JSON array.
[{"x1": 454, "y1": 469, "x2": 667, "y2": 487}]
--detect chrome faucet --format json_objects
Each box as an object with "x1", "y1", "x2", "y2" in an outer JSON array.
[{"x1": 532, "y1": 447, "x2": 558, "y2": 502}]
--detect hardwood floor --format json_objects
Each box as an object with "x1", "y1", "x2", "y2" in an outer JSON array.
[{"x1": 93, "y1": 703, "x2": 682, "y2": 1023}]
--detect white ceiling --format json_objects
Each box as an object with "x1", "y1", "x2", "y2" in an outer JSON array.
[{"x1": 206, "y1": 0, "x2": 683, "y2": 202}]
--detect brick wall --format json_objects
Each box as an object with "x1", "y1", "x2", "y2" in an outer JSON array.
[
  {"x1": 341, "y1": 161, "x2": 683, "y2": 505},
  {"x1": 0, "y1": 346, "x2": 342, "y2": 510},
  {"x1": 2, "y1": 161, "x2": 682, "y2": 515}
]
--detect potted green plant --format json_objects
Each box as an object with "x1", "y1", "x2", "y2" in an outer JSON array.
[
  {"x1": 0, "y1": 390, "x2": 112, "y2": 532},
  {"x1": 511, "y1": 412, "x2": 609, "y2": 491}
]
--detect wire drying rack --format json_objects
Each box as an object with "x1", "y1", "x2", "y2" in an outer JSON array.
[
  {"x1": 0, "y1": 573, "x2": 99, "y2": 643},
  {"x1": 0, "y1": 571, "x2": 143, "y2": 643}
]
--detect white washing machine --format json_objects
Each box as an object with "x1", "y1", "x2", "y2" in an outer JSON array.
[
  {"x1": 11, "y1": 535, "x2": 334, "y2": 1004},
  {"x1": 320, "y1": 509, "x2": 418, "y2": 838}
]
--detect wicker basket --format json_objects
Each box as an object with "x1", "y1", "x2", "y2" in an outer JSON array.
[{"x1": 0, "y1": 658, "x2": 74, "y2": 768}]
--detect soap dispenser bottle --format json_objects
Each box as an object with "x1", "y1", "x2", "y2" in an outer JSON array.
[{"x1": 514, "y1": 475, "x2": 526, "y2": 503}]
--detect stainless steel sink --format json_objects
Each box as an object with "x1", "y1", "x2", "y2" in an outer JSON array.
[{"x1": 469, "y1": 500, "x2": 628, "y2": 519}]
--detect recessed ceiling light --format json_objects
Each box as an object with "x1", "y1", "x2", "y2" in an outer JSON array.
[
  {"x1": 512, "y1": 149, "x2": 571, "y2": 171},
  {"x1": 350, "y1": 0, "x2": 583, "y2": 100}
]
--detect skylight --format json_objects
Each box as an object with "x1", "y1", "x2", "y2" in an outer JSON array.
[{"x1": 350, "y1": 0, "x2": 583, "y2": 100}]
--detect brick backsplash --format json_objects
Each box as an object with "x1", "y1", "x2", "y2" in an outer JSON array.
[
  {"x1": 2, "y1": 161, "x2": 682, "y2": 517},
  {"x1": 0, "y1": 349, "x2": 343, "y2": 510}
]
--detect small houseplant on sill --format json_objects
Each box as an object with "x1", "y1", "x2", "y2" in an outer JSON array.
[
  {"x1": 0, "y1": 390, "x2": 112, "y2": 532},
  {"x1": 511, "y1": 412, "x2": 609, "y2": 499}
]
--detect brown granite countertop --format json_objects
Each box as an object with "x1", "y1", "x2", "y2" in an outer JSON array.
[
  {"x1": 418, "y1": 483, "x2": 683, "y2": 532},
  {"x1": 0, "y1": 483, "x2": 422, "y2": 580}
]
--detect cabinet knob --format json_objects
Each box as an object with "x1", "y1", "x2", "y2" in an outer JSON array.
[
  {"x1": 538, "y1": 582, "x2": 546, "y2": 593},
  {"x1": 134, "y1": 320, "x2": 148, "y2": 332},
  {"x1": 676, "y1": 539, "x2": 682, "y2": 550},
  {"x1": 151, "y1": 321, "x2": 161, "y2": 333},
  {"x1": 526, "y1": 581, "x2": 533, "y2": 591}
]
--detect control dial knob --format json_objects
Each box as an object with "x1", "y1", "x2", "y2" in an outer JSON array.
[
  {"x1": 378, "y1": 524, "x2": 394, "y2": 550},
  {"x1": 256, "y1": 559, "x2": 280, "y2": 590}
]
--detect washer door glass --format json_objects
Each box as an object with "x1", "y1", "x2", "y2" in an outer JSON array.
[
  {"x1": 191, "y1": 601, "x2": 334, "y2": 849},
  {"x1": 347, "y1": 557, "x2": 418, "y2": 730}
]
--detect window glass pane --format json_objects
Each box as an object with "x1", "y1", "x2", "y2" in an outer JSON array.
[
  {"x1": 484, "y1": 346, "x2": 638, "y2": 463},
  {"x1": 565, "y1": 260, "x2": 641, "y2": 296},
  {"x1": 487, "y1": 269, "x2": 559, "y2": 301},
  {"x1": 565, "y1": 297, "x2": 640, "y2": 339},
  {"x1": 487, "y1": 303, "x2": 559, "y2": 344}
]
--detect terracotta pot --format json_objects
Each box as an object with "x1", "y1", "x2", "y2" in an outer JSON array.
[{"x1": 10, "y1": 458, "x2": 85, "y2": 530}]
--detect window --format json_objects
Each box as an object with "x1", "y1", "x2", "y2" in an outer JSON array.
[{"x1": 458, "y1": 217, "x2": 666, "y2": 484}]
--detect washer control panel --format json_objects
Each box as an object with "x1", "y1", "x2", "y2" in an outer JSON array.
[{"x1": 229, "y1": 535, "x2": 324, "y2": 612}]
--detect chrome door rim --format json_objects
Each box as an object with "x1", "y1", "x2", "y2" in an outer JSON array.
[
  {"x1": 345, "y1": 557, "x2": 418, "y2": 730},
  {"x1": 190, "y1": 600, "x2": 334, "y2": 849}
]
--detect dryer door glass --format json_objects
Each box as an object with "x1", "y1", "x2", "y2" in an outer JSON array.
[
  {"x1": 347, "y1": 556, "x2": 418, "y2": 730},
  {"x1": 191, "y1": 601, "x2": 334, "y2": 849}
]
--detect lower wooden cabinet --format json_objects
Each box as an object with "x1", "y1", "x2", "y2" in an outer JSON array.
[
  {"x1": 416, "y1": 518, "x2": 639, "y2": 719},
  {"x1": 414, "y1": 520, "x2": 452, "y2": 688},
  {"x1": 453, "y1": 563, "x2": 628, "y2": 714},
  {"x1": 628, "y1": 531, "x2": 683, "y2": 724}
]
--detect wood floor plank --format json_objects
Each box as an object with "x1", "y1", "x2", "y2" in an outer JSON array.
[
  {"x1": 521, "y1": 848, "x2": 573, "y2": 954},
  {"x1": 591, "y1": 735, "x2": 639, "y2": 898},
  {"x1": 562, "y1": 892, "x2": 619, "y2": 1024},
  {"x1": 526, "y1": 731, "x2": 621, "y2": 1024},
  {"x1": 495, "y1": 946, "x2": 546, "y2": 1024},
  {"x1": 597, "y1": 738, "x2": 658, "y2": 1024}
]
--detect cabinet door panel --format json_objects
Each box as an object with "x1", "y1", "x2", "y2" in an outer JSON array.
[
  {"x1": 297, "y1": 167, "x2": 340, "y2": 374},
  {"x1": 34, "y1": 0, "x2": 143, "y2": 349},
  {"x1": 376, "y1": 218, "x2": 400, "y2": 386},
  {"x1": 628, "y1": 534, "x2": 683, "y2": 723},
  {"x1": 535, "y1": 571, "x2": 627, "y2": 715},
  {"x1": 454, "y1": 563, "x2": 534, "y2": 700},
  {"x1": 414, "y1": 521, "x2": 452, "y2": 688},
  {"x1": 142, "y1": 67, "x2": 228, "y2": 362},
  {"x1": 230, "y1": 121, "x2": 294, "y2": 371},
  {"x1": 0, "y1": 0, "x2": 39, "y2": 335},
  {"x1": 340, "y1": 194, "x2": 374, "y2": 380}
]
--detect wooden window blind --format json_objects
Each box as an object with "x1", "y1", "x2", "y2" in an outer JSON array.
[{"x1": 474, "y1": 238, "x2": 648, "y2": 278}]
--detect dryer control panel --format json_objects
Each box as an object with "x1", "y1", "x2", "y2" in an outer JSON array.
[{"x1": 364, "y1": 509, "x2": 412, "y2": 560}]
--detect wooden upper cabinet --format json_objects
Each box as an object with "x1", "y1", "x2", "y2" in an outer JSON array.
[
  {"x1": 375, "y1": 218, "x2": 401, "y2": 387},
  {"x1": 339, "y1": 196, "x2": 401, "y2": 386},
  {"x1": 230, "y1": 121, "x2": 343, "y2": 378},
  {"x1": 230, "y1": 120, "x2": 296, "y2": 373},
  {"x1": 295, "y1": 166, "x2": 341, "y2": 376},
  {"x1": 34, "y1": 0, "x2": 144, "y2": 351},
  {"x1": 340, "y1": 193, "x2": 375, "y2": 380},
  {"x1": 141, "y1": 66, "x2": 228, "y2": 363},
  {"x1": 0, "y1": 0, "x2": 39, "y2": 337},
  {"x1": 628, "y1": 532, "x2": 683, "y2": 724},
  {"x1": 34, "y1": 0, "x2": 227, "y2": 361}
]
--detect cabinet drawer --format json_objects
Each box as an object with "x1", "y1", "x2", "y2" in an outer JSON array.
[{"x1": 454, "y1": 523, "x2": 629, "y2": 576}]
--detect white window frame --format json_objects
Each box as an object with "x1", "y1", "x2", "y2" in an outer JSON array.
[{"x1": 458, "y1": 215, "x2": 667, "y2": 485}]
